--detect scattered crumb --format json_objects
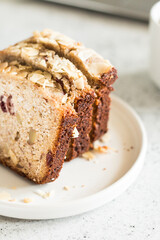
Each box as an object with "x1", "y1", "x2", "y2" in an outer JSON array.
[
  {"x1": 63, "y1": 186, "x2": 69, "y2": 191},
  {"x1": 82, "y1": 151, "x2": 95, "y2": 161},
  {"x1": 11, "y1": 186, "x2": 17, "y2": 190},
  {"x1": 103, "y1": 168, "x2": 106, "y2": 171},
  {"x1": 93, "y1": 140, "x2": 109, "y2": 153},
  {"x1": 107, "y1": 146, "x2": 119, "y2": 153},
  {"x1": 72, "y1": 186, "x2": 76, "y2": 188},
  {"x1": 9, "y1": 198, "x2": 16, "y2": 202},
  {"x1": 81, "y1": 185, "x2": 85, "y2": 188},
  {"x1": 35, "y1": 190, "x2": 54, "y2": 199},
  {"x1": 23, "y1": 198, "x2": 32, "y2": 203},
  {"x1": 96, "y1": 146, "x2": 108, "y2": 153},
  {"x1": 0, "y1": 191, "x2": 11, "y2": 201}
]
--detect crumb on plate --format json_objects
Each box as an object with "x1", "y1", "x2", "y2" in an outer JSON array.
[
  {"x1": 82, "y1": 151, "x2": 95, "y2": 161},
  {"x1": 23, "y1": 198, "x2": 32, "y2": 203},
  {"x1": 63, "y1": 186, "x2": 69, "y2": 191}
]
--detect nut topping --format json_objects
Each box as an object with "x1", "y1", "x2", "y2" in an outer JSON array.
[{"x1": 21, "y1": 47, "x2": 39, "y2": 57}]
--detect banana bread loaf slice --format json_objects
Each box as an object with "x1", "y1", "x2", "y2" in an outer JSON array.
[
  {"x1": 29, "y1": 29, "x2": 118, "y2": 142},
  {"x1": 1, "y1": 41, "x2": 95, "y2": 161},
  {"x1": 0, "y1": 59, "x2": 77, "y2": 183}
]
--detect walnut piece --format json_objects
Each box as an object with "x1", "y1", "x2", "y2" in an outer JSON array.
[
  {"x1": 27, "y1": 128, "x2": 37, "y2": 145},
  {"x1": 72, "y1": 127, "x2": 79, "y2": 138}
]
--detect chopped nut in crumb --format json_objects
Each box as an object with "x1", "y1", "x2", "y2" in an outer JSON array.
[
  {"x1": 82, "y1": 151, "x2": 95, "y2": 161},
  {"x1": 23, "y1": 198, "x2": 32, "y2": 203},
  {"x1": 72, "y1": 127, "x2": 79, "y2": 138},
  {"x1": 27, "y1": 128, "x2": 37, "y2": 145},
  {"x1": 63, "y1": 186, "x2": 69, "y2": 191}
]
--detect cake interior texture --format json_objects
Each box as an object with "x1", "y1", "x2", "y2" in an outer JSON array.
[{"x1": 0, "y1": 62, "x2": 77, "y2": 183}]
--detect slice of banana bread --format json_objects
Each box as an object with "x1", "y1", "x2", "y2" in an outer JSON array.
[
  {"x1": 1, "y1": 41, "x2": 95, "y2": 160},
  {"x1": 29, "y1": 29, "x2": 118, "y2": 142},
  {"x1": 0, "y1": 59, "x2": 77, "y2": 183}
]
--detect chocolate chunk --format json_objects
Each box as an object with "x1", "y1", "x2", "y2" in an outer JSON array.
[
  {"x1": 7, "y1": 95, "x2": 15, "y2": 115},
  {"x1": 0, "y1": 95, "x2": 7, "y2": 113},
  {"x1": 0, "y1": 94, "x2": 15, "y2": 115},
  {"x1": 15, "y1": 131, "x2": 20, "y2": 141}
]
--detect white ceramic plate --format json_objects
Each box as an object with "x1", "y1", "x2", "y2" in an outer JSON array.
[{"x1": 0, "y1": 95, "x2": 147, "y2": 220}]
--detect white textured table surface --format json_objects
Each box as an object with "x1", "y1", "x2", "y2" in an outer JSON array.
[{"x1": 0, "y1": 1, "x2": 160, "y2": 239}]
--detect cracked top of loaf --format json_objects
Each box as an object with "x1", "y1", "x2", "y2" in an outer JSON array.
[
  {"x1": 0, "y1": 29, "x2": 117, "y2": 104},
  {"x1": 30, "y1": 29, "x2": 115, "y2": 82},
  {"x1": 1, "y1": 41, "x2": 90, "y2": 92},
  {"x1": 0, "y1": 59, "x2": 71, "y2": 106}
]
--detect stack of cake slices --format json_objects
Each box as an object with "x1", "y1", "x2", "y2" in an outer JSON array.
[{"x1": 0, "y1": 29, "x2": 117, "y2": 184}]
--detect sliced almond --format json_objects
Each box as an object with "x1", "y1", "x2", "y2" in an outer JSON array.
[
  {"x1": 28, "y1": 72, "x2": 44, "y2": 83},
  {"x1": 21, "y1": 47, "x2": 39, "y2": 57}
]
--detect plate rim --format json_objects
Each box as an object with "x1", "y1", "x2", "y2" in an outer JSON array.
[{"x1": 0, "y1": 95, "x2": 147, "y2": 219}]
